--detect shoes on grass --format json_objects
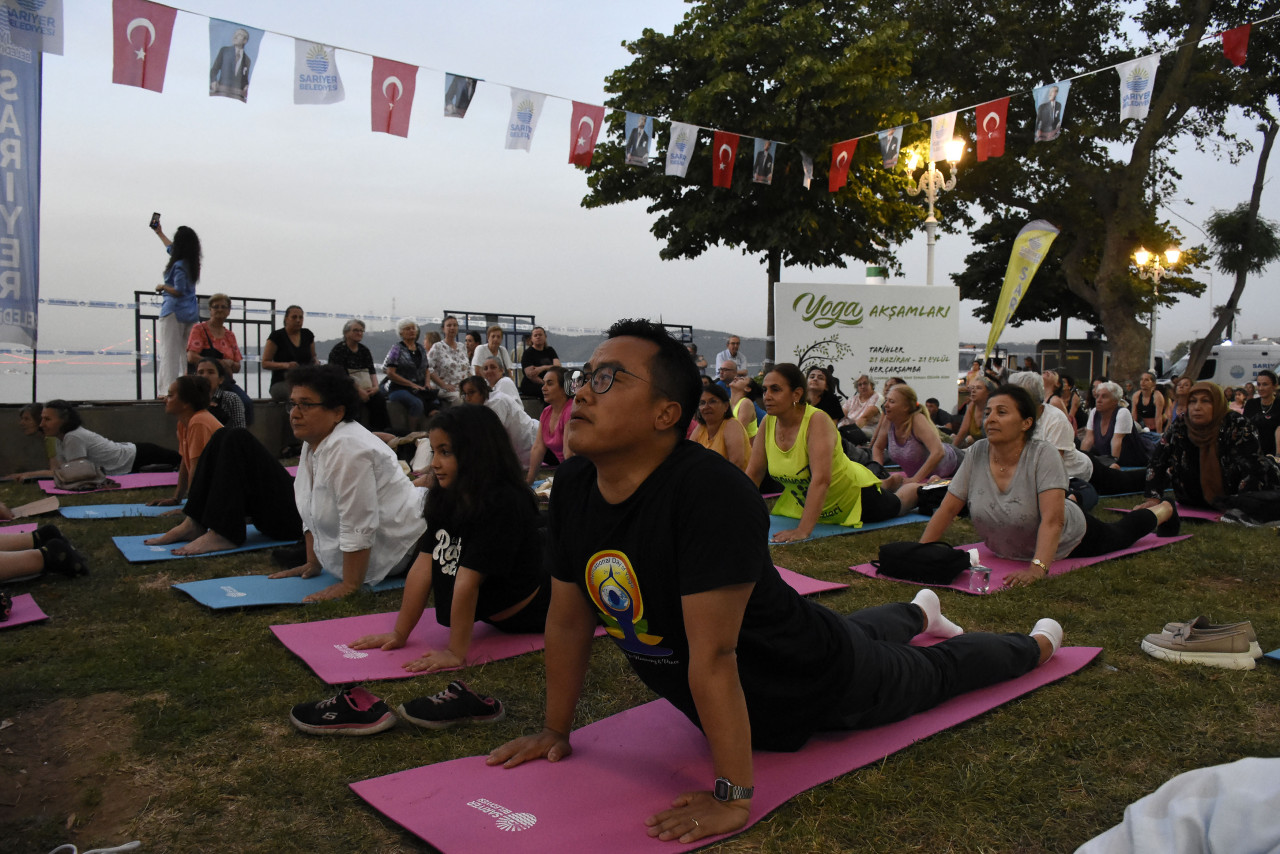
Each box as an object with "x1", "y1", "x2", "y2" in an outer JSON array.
[
  {"x1": 1160, "y1": 616, "x2": 1261, "y2": 659},
  {"x1": 398, "y1": 681, "x2": 505, "y2": 730},
  {"x1": 40, "y1": 538, "x2": 90, "y2": 578},
  {"x1": 1142, "y1": 620, "x2": 1257, "y2": 670},
  {"x1": 290, "y1": 686, "x2": 397, "y2": 736},
  {"x1": 32, "y1": 524, "x2": 62, "y2": 549}
]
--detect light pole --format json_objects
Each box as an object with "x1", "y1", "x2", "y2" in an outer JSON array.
[
  {"x1": 1133, "y1": 246, "x2": 1180, "y2": 373},
  {"x1": 905, "y1": 139, "x2": 964, "y2": 286}
]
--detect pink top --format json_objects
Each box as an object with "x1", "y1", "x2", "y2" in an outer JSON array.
[
  {"x1": 539, "y1": 402, "x2": 573, "y2": 462},
  {"x1": 187, "y1": 322, "x2": 242, "y2": 364}
]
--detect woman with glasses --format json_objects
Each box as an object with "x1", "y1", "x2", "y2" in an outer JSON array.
[
  {"x1": 526, "y1": 366, "x2": 574, "y2": 485},
  {"x1": 690, "y1": 383, "x2": 748, "y2": 470},
  {"x1": 186, "y1": 292, "x2": 254, "y2": 425},
  {"x1": 746, "y1": 363, "x2": 916, "y2": 543}
]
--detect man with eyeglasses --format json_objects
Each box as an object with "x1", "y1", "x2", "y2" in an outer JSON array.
[
  {"x1": 489, "y1": 318, "x2": 1062, "y2": 844},
  {"x1": 714, "y1": 336, "x2": 746, "y2": 376},
  {"x1": 714, "y1": 360, "x2": 737, "y2": 390}
]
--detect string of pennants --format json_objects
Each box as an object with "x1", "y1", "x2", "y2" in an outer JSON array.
[{"x1": 5, "y1": 0, "x2": 1275, "y2": 192}]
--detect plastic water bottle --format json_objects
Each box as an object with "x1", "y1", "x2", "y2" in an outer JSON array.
[{"x1": 967, "y1": 548, "x2": 990, "y2": 594}]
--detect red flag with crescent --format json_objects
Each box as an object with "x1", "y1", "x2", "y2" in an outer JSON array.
[
  {"x1": 111, "y1": 0, "x2": 177, "y2": 92},
  {"x1": 371, "y1": 58, "x2": 418, "y2": 137},
  {"x1": 568, "y1": 102, "x2": 606, "y2": 167},
  {"x1": 712, "y1": 131, "x2": 739, "y2": 188},
  {"x1": 1223, "y1": 24, "x2": 1250, "y2": 67},
  {"x1": 976, "y1": 97, "x2": 1010, "y2": 161},
  {"x1": 828, "y1": 139, "x2": 857, "y2": 192}
]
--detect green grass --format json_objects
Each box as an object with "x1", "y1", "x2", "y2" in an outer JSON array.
[{"x1": 2, "y1": 485, "x2": 1278, "y2": 853}]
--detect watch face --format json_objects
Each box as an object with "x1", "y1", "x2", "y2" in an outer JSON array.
[{"x1": 714, "y1": 778, "x2": 730, "y2": 801}]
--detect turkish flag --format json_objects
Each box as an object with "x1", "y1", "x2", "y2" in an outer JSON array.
[
  {"x1": 712, "y1": 131, "x2": 739, "y2": 188},
  {"x1": 111, "y1": 0, "x2": 177, "y2": 93},
  {"x1": 828, "y1": 139, "x2": 857, "y2": 192},
  {"x1": 568, "y1": 101, "x2": 606, "y2": 167},
  {"x1": 371, "y1": 58, "x2": 418, "y2": 137},
  {"x1": 1223, "y1": 24, "x2": 1250, "y2": 67},
  {"x1": 975, "y1": 97, "x2": 1010, "y2": 161}
]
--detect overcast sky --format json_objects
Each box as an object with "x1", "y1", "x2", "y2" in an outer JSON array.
[{"x1": 28, "y1": 0, "x2": 1280, "y2": 354}]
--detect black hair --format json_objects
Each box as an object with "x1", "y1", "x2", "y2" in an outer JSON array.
[
  {"x1": 1258, "y1": 369, "x2": 1278, "y2": 386},
  {"x1": 925, "y1": 397, "x2": 940, "y2": 406},
  {"x1": 43, "y1": 399, "x2": 82, "y2": 433},
  {"x1": 424, "y1": 404, "x2": 534, "y2": 527},
  {"x1": 990, "y1": 383, "x2": 1039, "y2": 436},
  {"x1": 768, "y1": 363, "x2": 807, "y2": 393},
  {"x1": 605, "y1": 318, "x2": 701, "y2": 435},
  {"x1": 19, "y1": 402, "x2": 42, "y2": 420},
  {"x1": 197, "y1": 357, "x2": 229, "y2": 384},
  {"x1": 465, "y1": 330, "x2": 483, "y2": 346},
  {"x1": 459, "y1": 375, "x2": 489, "y2": 400},
  {"x1": 695, "y1": 382, "x2": 730, "y2": 425},
  {"x1": 287, "y1": 364, "x2": 358, "y2": 421},
  {"x1": 284, "y1": 305, "x2": 303, "y2": 316},
  {"x1": 165, "y1": 226, "x2": 202, "y2": 284},
  {"x1": 174, "y1": 375, "x2": 211, "y2": 411}
]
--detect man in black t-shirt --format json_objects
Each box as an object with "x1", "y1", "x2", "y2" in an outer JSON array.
[{"x1": 488, "y1": 318, "x2": 1060, "y2": 845}]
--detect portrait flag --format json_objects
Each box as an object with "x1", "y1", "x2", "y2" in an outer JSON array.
[
  {"x1": 1223, "y1": 24, "x2": 1250, "y2": 67},
  {"x1": 208, "y1": 19, "x2": 263, "y2": 103},
  {"x1": 1116, "y1": 54, "x2": 1158, "y2": 122},
  {"x1": 569, "y1": 101, "x2": 606, "y2": 167},
  {"x1": 371, "y1": 57, "x2": 417, "y2": 137},
  {"x1": 293, "y1": 40, "x2": 344, "y2": 105},
  {"x1": 828, "y1": 139, "x2": 857, "y2": 192},
  {"x1": 506, "y1": 89, "x2": 547, "y2": 152},
  {"x1": 711, "y1": 131, "x2": 739, "y2": 188},
  {"x1": 1032, "y1": 80, "x2": 1071, "y2": 142},
  {"x1": 929, "y1": 112, "x2": 957, "y2": 162},
  {"x1": 800, "y1": 151, "x2": 813, "y2": 189},
  {"x1": 1, "y1": 0, "x2": 63, "y2": 55},
  {"x1": 664, "y1": 121, "x2": 698, "y2": 177},
  {"x1": 751, "y1": 138, "x2": 776, "y2": 185},
  {"x1": 975, "y1": 98, "x2": 1009, "y2": 161},
  {"x1": 623, "y1": 112, "x2": 653, "y2": 166},
  {"x1": 985, "y1": 220, "x2": 1061, "y2": 359},
  {"x1": 877, "y1": 127, "x2": 902, "y2": 169},
  {"x1": 443, "y1": 73, "x2": 478, "y2": 118},
  {"x1": 111, "y1": 0, "x2": 176, "y2": 93}
]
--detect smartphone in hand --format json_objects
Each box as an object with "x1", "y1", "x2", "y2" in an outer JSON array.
[{"x1": 149, "y1": 212, "x2": 161, "y2": 230}]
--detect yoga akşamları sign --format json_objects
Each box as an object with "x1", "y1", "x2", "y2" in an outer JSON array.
[{"x1": 774, "y1": 283, "x2": 960, "y2": 409}]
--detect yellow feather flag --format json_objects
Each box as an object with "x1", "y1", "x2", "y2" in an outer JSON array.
[{"x1": 985, "y1": 220, "x2": 1061, "y2": 358}]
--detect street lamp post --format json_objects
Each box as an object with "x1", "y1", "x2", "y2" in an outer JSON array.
[
  {"x1": 905, "y1": 139, "x2": 964, "y2": 286},
  {"x1": 1133, "y1": 246, "x2": 1181, "y2": 374}
]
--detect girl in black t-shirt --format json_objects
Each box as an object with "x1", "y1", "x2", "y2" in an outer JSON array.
[{"x1": 350, "y1": 404, "x2": 548, "y2": 673}]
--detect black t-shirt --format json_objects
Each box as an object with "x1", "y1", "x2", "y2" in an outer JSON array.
[
  {"x1": 548, "y1": 440, "x2": 856, "y2": 751},
  {"x1": 519, "y1": 345, "x2": 559, "y2": 398},
  {"x1": 327, "y1": 342, "x2": 376, "y2": 375},
  {"x1": 426, "y1": 485, "x2": 545, "y2": 627},
  {"x1": 267, "y1": 327, "x2": 316, "y2": 385},
  {"x1": 1243, "y1": 397, "x2": 1280, "y2": 456}
]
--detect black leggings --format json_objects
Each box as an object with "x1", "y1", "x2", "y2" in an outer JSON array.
[
  {"x1": 486, "y1": 581, "x2": 552, "y2": 635},
  {"x1": 1068, "y1": 507, "x2": 1159, "y2": 558},
  {"x1": 859, "y1": 484, "x2": 902, "y2": 523},
  {"x1": 130, "y1": 442, "x2": 181, "y2": 472},
  {"x1": 184, "y1": 428, "x2": 302, "y2": 545},
  {"x1": 1089, "y1": 458, "x2": 1147, "y2": 495}
]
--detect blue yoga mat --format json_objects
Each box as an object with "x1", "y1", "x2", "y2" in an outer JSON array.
[
  {"x1": 172, "y1": 574, "x2": 406, "y2": 609},
  {"x1": 112, "y1": 526, "x2": 295, "y2": 563},
  {"x1": 1265, "y1": 648, "x2": 1280, "y2": 663},
  {"x1": 768, "y1": 512, "x2": 931, "y2": 544},
  {"x1": 62, "y1": 503, "x2": 185, "y2": 519}
]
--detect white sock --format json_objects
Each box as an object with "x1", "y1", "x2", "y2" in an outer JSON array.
[
  {"x1": 1031, "y1": 618, "x2": 1063, "y2": 658},
  {"x1": 911, "y1": 589, "x2": 963, "y2": 638}
]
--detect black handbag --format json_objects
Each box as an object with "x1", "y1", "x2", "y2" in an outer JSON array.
[{"x1": 871, "y1": 541, "x2": 969, "y2": 584}]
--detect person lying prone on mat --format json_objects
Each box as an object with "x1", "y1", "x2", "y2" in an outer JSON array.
[
  {"x1": 349, "y1": 405, "x2": 549, "y2": 671},
  {"x1": 267, "y1": 365, "x2": 426, "y2": 602},
  {"x1": 918, "y1": 384, "x2": 1178, "y2": 590},
  {"x1": 745, "y1": 363, "x2": 919, "y2": 543},
  {"x1": 486, "y1": 319, "x2": 1066, "y2": 844},
  {"x1": 41, "y1": 399, "x2": 181, "y2": 476}
]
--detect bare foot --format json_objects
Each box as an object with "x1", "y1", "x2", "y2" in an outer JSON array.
[
  {"x1": 171, "y1": 529, "x2": 239, "y2": 556},
  {"x1": 144, "y1": 517, "x2": 205, "y2": 546},
  {"x1": 881, "y1": 473, "x2": 904, "y2": 492}
]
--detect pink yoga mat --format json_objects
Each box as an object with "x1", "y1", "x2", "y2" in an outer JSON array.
[
  {"x1": 38, "y1": 471, "x2": 177, "y2": 495},
  {"x1": 1108, "y1": 504, "x2": 1222, "y2": 522},
  {"x1": 352, "y1": 646, "x2": 1099, "y2": 853},
  {"x1": 2, "y1": 594, "x2": 48, "y2": 628},
  {"x1": 0, "y1": 523, "x2": 38, "y2": 535},
  {"x1": 851, "y1": 534, "x2": 1192, "y2": 594},
  {"x1": 274, "y1": 567, "x2": 844, "y2": 684}
]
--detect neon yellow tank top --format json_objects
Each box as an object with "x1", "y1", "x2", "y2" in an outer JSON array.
[
  {"x1": 765, "y1": 404, "x2": 882, "y2": 527},
  {"x1": 733, "y1": 397, "x2": 758, "y2": 440}
]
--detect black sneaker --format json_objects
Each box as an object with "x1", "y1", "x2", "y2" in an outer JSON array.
[
  {"x1": 398, "y1": 681, "x2": 505, "y2": 730},
  {"x1": 289, "y1": 686, "x2": 396, "y2": 736},
  {"x1": 32, "y1": 524, "x2": 62, "y2": 549},
  {"x1": 40, "y1": 538, "x2": 90, "y2": 578}
]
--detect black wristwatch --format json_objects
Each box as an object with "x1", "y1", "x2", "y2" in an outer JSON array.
[{"x1": 713, "y1": 777, "x2": 754, "y2": 802}]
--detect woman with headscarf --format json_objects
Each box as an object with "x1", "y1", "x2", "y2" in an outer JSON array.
[{"x1": 1138, "y1": 381, "x2": 1280, "y2": 512}]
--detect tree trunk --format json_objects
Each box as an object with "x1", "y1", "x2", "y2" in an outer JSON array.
[
  {"x1": 1184, "y1": 117, "x2": 1278, "y2": 381},
  {"x1": 765, "y1": 247, "x2": 781, "y2": 366}
]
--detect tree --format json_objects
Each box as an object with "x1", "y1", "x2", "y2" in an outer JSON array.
[
  {"x1": 582, "y1": 0, "x2": 926, "y2": 362},
  {"x1": 898, "y1": 0, "x2": 1280, "y2": 380}
]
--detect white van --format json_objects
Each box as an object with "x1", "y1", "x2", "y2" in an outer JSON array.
[{"x1": 1167, "y1": 343, "x2": 1280, "y2": 387}]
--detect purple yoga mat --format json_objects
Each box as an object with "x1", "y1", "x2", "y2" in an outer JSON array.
[
  {"x1": 1108, "y1": 504, "x2": 1222, "y2": 522},
  {"x1": 38, "y1": 471, "x2": 177, "y2": 495},
  {"x1": 851, "y1": 534, "x2": 1192, "y2": 594},
  {"x1": 2, "y1": 594, "x2": 48, "y2": 629},
  {"x1": 0, "y1": 523, "x2": 38, "y2": 535},
  {"x1": 352, "y1": 646, "x2": 1099, "y2": 852},
  {"x1": 273, "y1": 567, "x2": 845, "y2": 684}
]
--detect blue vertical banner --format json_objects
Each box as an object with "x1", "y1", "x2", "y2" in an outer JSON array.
[{"x1": 0, "y1": 40, "x2": 39, "y2": 347}]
